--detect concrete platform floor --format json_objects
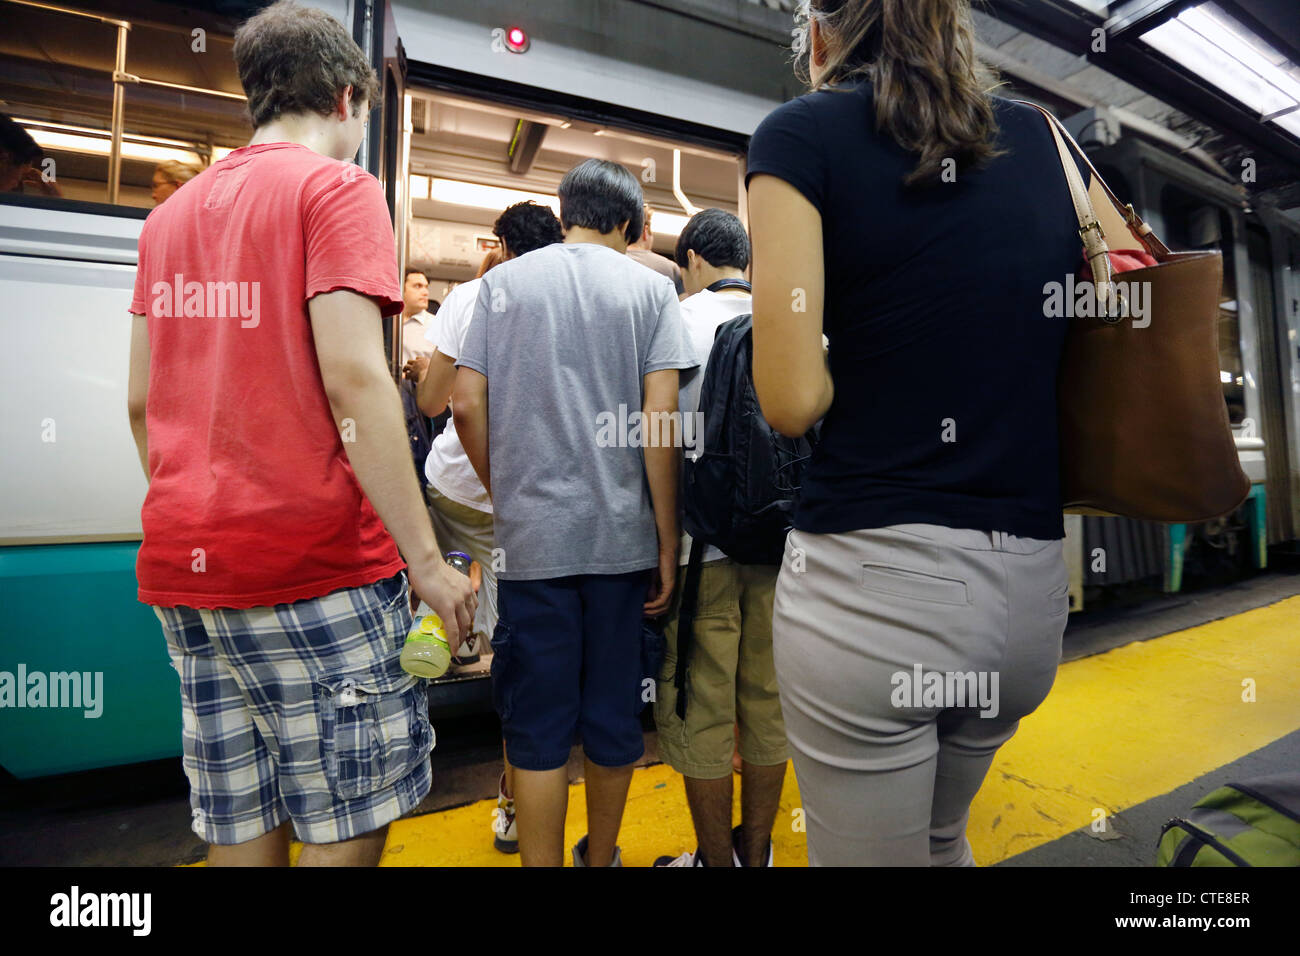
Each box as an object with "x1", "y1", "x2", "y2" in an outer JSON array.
[{"x1": 2, "y1": 571, "x2": 1297, "y2": 866}]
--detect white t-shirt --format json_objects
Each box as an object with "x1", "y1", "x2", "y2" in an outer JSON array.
[
  {"x1": 402, "y1": 310, "x2": 436, "y2": 364},
  {"x1": 422, "y1": 279, "x2": 492, "y2": 513},
  {"x1": 677, "y1": 288, "x2": 754, "y2": 566}
]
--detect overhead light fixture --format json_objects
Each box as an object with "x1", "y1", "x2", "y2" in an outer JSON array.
[
  {"x1": 424, "y1": 178, "x2": 697, "y2": 238},
  {"x1": 650, "y1": 210, "x2": 689, "y2": 237},
  {"x1": 20, "y1": 120, "x2": 209, "y2": 166},
  {"x1": 1060, "y1": 0, "x2": 1110, "y2": 14},
  {"x1": 1142, "y1": 4, "x2": 1300, "y2": 136},
  {"x1": 428, "y1": 178, "x2": 559, "y2": 216}
]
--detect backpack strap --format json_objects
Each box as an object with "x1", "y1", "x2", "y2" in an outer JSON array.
[{"x1": 672, "y1": 536, "x2": 706, "y2": 720}]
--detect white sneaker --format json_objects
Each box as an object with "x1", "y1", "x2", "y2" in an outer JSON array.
[
  {"x1": 572, "y1": 835, "x2": 622, "y2": 867},
  {"x1": 653, "y1": 849, "x2": 703, "y2": 867},
  {"x1": 492, "y1": 772, "x2": 517, "y2": 854}
]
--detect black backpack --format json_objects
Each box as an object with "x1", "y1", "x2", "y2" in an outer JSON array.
[
  {"x1": 682, "y1": 313, "x2": 816, "y2": 565},
  {"x1": 670, "y1": 312, "x2": 817, "y2": 717}
]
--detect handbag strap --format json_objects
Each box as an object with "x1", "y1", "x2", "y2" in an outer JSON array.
[
  {"x1": 1018, "y1": 100, "x2": 1171, "y2": 257},
  {"x1": 1016, "y1": 101, "x2": 1173, "y2": 317}
]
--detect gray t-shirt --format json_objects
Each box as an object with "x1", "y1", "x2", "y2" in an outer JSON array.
[{"x1": 456, "y1": 242, "x2": 698, "y2": 581}]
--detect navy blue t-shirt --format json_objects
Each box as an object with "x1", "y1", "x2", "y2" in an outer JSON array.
[{"x1": 746, "y1": 83, "x2": 1088, "y2": 540}]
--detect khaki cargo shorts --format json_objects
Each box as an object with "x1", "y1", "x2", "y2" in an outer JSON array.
[{"x1": 654, "y1": 558, "x2": 789, "y2": 778}]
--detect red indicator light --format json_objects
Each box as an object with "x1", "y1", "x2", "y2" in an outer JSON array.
[{"x1": 503, "y1": 26, "x2": 530, "y2": 53}]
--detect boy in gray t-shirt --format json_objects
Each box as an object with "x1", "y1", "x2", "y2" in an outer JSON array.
[{"x1": 453, "y1": 159, "x2": 697, "y2": 868}]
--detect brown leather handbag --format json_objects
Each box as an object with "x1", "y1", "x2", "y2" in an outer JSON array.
[{"x1": 1027, "y1": 102, "x2": 1250, "y2": 522}]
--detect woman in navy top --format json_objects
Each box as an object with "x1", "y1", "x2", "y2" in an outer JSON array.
[{"x1": 748, "y1": 0, "x2": 1084, "y2": 866}]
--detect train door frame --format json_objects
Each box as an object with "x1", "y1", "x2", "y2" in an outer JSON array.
[
  {"x1": 345, "y1": 0, "x2": 409, "y2": 376},
  {"x1": 1256, "y1": 207, "x2": 1300, "y2": 546},
  {"x1": 391, "y1": 61, "x2": 750, "y2": 714}
]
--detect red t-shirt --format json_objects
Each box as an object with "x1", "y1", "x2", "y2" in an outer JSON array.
[{"x1": 129, "y1": 142, "x2": 405, "y2": 608}]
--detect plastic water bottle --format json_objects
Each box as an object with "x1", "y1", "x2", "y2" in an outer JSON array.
[
  {"x1": 444, "y1": 551, "x2": 473, "y2": 578},
  {"x1": 400, "y1": 552, "x2": 475, "y2": 679},
  {"x1": 400, "y1": 613, "x2": 451, "y2": 679}
]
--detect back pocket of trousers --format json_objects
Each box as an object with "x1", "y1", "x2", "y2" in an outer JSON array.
[{"x1": 861, "y1": 563, "x2": 969, "y2": 606}]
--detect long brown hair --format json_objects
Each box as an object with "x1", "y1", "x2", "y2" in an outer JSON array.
[{"x1": 796, "y1": 0, "x2": 1003, "y2": 187}]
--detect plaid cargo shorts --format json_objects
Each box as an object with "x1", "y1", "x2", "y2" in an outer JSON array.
[{"x1": 153, "y1": 572, "x2": 433, "y2": 846}]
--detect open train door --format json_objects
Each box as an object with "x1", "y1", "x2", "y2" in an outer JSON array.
[{"x1": 349, "y1": 0, "x2": 409, "y2": 375}]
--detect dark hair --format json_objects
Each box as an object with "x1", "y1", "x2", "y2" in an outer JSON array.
[
  {"x1": 493, "y1": 200, "x2": 563, "y2": 257},
  {"x1": 557, "y1": 159, "x2": 644, "y2": 243},
  {"x1": 233, "y1": 0, "x2": 379, "y2": 129},
  {"x1": 429, "y1": 299, "x2": 441, "y2": 313},
  {"x1": 674, "y1": 208, "x2": 750, "y2": 271},
  {"x1": 0, "y1": 113, "x2": 42, "y2": 166},
  {"x1": 403, "y1": 266, "x2": 428, "y2": 283},
  {"x1": 797, "y1": 0, "x2": 1002, "y2": 187}
]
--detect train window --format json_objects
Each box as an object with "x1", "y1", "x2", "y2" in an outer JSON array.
[
  {"x1": 0, "y1": 0, "x2": 247, "y2": 210},
  {"x1": 1159, "y1": 183, "x2": 1244, "y2": 423}
]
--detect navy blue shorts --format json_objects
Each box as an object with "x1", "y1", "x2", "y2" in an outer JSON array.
[{"x1": 491, "y1": 570, "x2": 654, "y2": 772}]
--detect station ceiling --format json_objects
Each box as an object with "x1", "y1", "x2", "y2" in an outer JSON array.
[
  {"x1": 734, "y1": 0, "x2": 1300, "y2": 206},
  {"x1": 976, "y1": 1, "x2": 1300, "y2": 205},
  {"x1": 5, "y1": 0, "x2": 1298, "y2": 208}
]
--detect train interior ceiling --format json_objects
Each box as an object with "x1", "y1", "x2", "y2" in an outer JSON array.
[{"x1": 406, "y1": 91, "x2": 740, "y2": 296}]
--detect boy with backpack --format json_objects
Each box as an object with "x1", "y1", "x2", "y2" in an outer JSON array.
[
  {"x1": 452, "y1": 159, "x2": 697, "y2": 867},
  {"x1": 652, "y1": 209, "x2": 790, "y2": 868}
]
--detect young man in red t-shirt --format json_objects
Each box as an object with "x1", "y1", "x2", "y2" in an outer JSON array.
[{"x1": 126, "y1": 0, "x2": 475, "y2": 867}]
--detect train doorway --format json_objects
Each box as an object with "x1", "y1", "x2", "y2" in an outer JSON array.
[{"x1": 397, "y1": 80, "x2": 745, "y2": 713}]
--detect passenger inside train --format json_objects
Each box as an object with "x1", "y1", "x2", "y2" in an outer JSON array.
[
  {"x1": 0, "y1": 111, "x2": 59, "y2": 196},
  {"x1": 149, "y1": 159, "x2": 200, "y2": 205},
  {"x1": 1, "y1": 0, "x2": 1298, "y2": 891}
]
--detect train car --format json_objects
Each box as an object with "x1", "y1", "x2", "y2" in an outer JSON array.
[
  {"x1": 0, "y1": 0, "x2": 787, "y2": 778},
  {"x1": 2, "y1": 0, "x2": 1298, "y2": 779}
]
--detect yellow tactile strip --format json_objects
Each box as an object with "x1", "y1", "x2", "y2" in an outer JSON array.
[
  {"x1": 967, "y1": 593, "x2": 1300, "y2": 864},
  {"x1": 199, "y1": 594, "x2": 1300, "y2": 866}
]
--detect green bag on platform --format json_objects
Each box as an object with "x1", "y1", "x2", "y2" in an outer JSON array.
[{"x1": 1157, "y1": 775, "x2": 1300, "y2": 867}]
